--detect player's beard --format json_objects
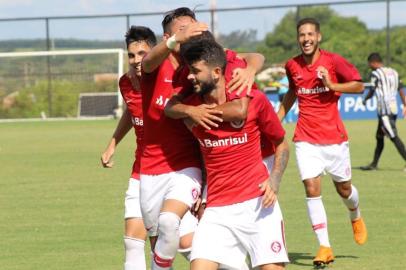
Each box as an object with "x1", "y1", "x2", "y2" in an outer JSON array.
[
  {"x1": 301, "y1": 40, "x2": 319, "y2": 57},
  {"x1": 197, "y1": 77, "x2": 217, "y2": 97}
]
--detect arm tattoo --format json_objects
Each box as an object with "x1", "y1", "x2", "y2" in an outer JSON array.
[{"x1": 269, "y1": 147, "x2": 289, "y2": 194}]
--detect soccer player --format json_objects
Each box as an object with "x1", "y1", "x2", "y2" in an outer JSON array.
[
  {"x1": 100, "y1": 26, "x2": 197, "y2": 270},
  {"x1": 180, "y1": 39, "x2": 289, "y2": 270},
  {"x1": 360, "y1": 52, "x2": 406, "y2": 171},
  {"x1": 139, "y1": 7, "x2": 264, "y2": 270},
  {"x1": 277, "y1": 18, "x2": 368, "y2": 267}
]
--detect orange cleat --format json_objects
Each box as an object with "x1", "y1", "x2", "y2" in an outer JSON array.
[
  {"x1": 313, "y1": 246, "x2": 334, "y2": 267},
  {"x1": 352, "y1": 217, "x2": 368, "y2": 245}
]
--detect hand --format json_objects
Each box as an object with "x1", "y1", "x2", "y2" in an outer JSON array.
[
  {"x1": 188, "y1": 104, "x2": 223, "y2": 130},
  {"x1": 316, "y1": 66, "x2": 333, "y2": 89},
  {"x1": 227, "y1": 66, "x2": 256, "y2": 95},
  {"x1": 101, "y1": 147, "x2": 115, "y2": 168},
  {"x1": 174, "y1": 22, "x2": 208, "y2": 44},
  {"x1": 402, "y1": 106, "x2": 406, "y2": 118},
  {"x1": 259, "y1": 178, "x2": 277, "y2": 208},
  {"x1": 191, "y1": 197, "x2": 206, "y2": 220}
]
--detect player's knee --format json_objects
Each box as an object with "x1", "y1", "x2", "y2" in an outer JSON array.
[
  {"x1": 304, "y1": 184, "x2": 320, "y2": 197},
  {"x1": 157, "y1": 212, "x2": 181, "y2": 235},
  {"x1": 335, "y1": 183, "x2": 352, "y2": 198}
]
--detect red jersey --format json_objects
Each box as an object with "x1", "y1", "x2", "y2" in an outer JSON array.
[
  {"x1": 286, "y1": 50, "x2": 361, "y2": 144},
  {"x1": 224, "y1": 50, "x2": 275, "y2": 157},
  {"x1": 140, "y1": 58, "x2": 201, "y2": 174},
  {"x1": 185, "y1": 90, "x2": 285, "y2": 207},
  {"x1": 119, "y1": 74, "x2": 144, "y2": 179}
]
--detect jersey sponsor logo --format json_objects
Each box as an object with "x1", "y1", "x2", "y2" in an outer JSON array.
[
  {"x1": 131, "y1": 117, "x2": 143, "y2": 126},
  {"x1": 298, "y1": 86, "x2": 330, "y2": 95},
  {"x1": 155, "y1": 95, "x2": 170, "y2": 107},
  {"x1": 230, "y1": 120, "x2": 245, "y2": 129},
  {"x1": 164, "y1": 78, "x2": 173, "y2": 83},
  {"x1": 198, "y1": 133, "x2": 248, "y2": 148},
  {"x1": 271, "y1": 241, "x2": 282, "y2": 253}
]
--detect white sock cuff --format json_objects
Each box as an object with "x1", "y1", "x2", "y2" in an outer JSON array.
[
  {"x1": 124, "y1": 236, "x2": 145, "y2": 243},
  {"x1": 306, "y1": 196, "x2": 322, "y2": 201}
]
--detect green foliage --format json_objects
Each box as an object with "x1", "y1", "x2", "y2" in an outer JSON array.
[
  {"x1": 257, "y1": 6, "x2": 406, "y2": 81},
  {"x1": 0, "y1": 79, "x2": 115, "y2": 118}
]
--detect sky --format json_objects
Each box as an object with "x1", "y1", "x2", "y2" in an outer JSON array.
[{"x1": 0, "y1": 0, "x2": 405, "y2": 41}]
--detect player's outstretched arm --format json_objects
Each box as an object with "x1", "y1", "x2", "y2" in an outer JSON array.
[
  {"x1": 165, "y1": 95, "x2": 223, "y2": 130},
  {"x1": 317, "y1": 66, "x2": 364, "y2": 93},
  {"x1": 228, "y1": 52, "x2": 265, "y2": 95},
  {"x1": 269, "y1": 137, "x2": 289, "y2": 195},
  {"x1": 101, "y1": 108, "x2": 133, "y2": 168},
  {"x1": 277, "y1": 88, "x2": 297, "y2": 122},
  {"x1": 215, "y1": 97, "x2": 249, "y2": 122}
]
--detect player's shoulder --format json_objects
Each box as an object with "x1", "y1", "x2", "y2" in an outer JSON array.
[
  {"x1": 285, "y1": 54, "x2": 303, "y2": 71},
  {"x1": 119, "y1": 74, "x2": 132, "y2": 89},
  {"x1": 321, "y1": 49, "x2": 348, "y2": 63}
]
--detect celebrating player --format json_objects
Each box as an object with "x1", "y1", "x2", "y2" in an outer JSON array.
[
  {"x1": 100, "y1": 26, "x2": 197, "y2": 270},
  {"x1": 277, "y1": 18, "x2": 368, "y2": 267},
  {"x1": 180, "y1": 39, "x2": 289, "y2": 270},
  {"x1": 139, "y1": 7, "x2": 264, "y2": 270}
]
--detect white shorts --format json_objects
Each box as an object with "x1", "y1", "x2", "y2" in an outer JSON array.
[
  {"x1": 140, "y1": 167, "x2": 202, "y2": 236},
  {"x1": 124, "y1": 178, "x2": 142, "y2": 219},
  {"x1": 295, "y1": 141, "x2": 352, "y2": 182},
  {"x1": 191, "y1": 197, "x2": 289, "y2": 268}
]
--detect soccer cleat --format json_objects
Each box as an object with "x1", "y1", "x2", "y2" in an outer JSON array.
[
  {"x1": 360, "y1": 164, "x2": 377, "y2": 171},
  {"x1": 352, "y1": 217, "x2": 368, "y2": 245},
  {"x1": 313, "y1": 246, "x2": 334, "y2": 267}
]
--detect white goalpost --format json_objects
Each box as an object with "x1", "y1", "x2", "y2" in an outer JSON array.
[{"x1": 0, "y1": 48, "x2": 125, "y2": 120}]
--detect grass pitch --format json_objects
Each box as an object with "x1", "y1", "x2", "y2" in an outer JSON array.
[{"x1": 0, "y1": 119, "x2": 405, "y2": 270}]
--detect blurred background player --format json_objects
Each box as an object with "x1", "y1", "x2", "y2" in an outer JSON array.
[
  {"x1": 277, "y1": 17, "x2": 368, "y2": 267},
  {"x1": 360, "y1": 52, "x2": 406, "y2": 171},
  {"x1": 101, "y1": 26, "x2": 156, "y2": 270},
  {"x1": 181, "y1": 39, "x2": 289, "y2": 270}
]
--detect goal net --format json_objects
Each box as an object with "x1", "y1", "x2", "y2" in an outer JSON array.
[{"x1": 0, "y1": 48, "x2": 125, "y2": 119}]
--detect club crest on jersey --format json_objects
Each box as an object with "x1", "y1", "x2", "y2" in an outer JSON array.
[
  {"x1": 191, "y1": 188, "x2": 199, "y2": 200},
  {"x1": 230, "y1": 120, "x2": 245, "y2": 129},
  {"x1": 271, "y1": 241, "x2": 282, "y2": 253}
]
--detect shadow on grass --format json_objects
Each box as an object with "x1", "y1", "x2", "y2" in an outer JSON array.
[
  {"x1": 352, "y1": 165, "x2": 405, "y2": 172},
  {"x1": 288, "y1": 252, "x2": 359, "y2": 267}
]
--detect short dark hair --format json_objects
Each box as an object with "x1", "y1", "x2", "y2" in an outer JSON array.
[
  {"x1": 297, "y1": 17, "x2": 320, "y2": 33},
  {"x1": 367, "y1": 52, "x2": 383, "y2": 63},
  {"x1": 162, "y1": 7, "x2": 196, "y2": 33},
  {"x1": 125, "y1": 26, "x2": 157, "y2": 48},
  {"x1": 181, "y1": 39, "x2": 226, "y2": 74},
  {"x1": 179, "y1": 30, "x2": 216, "y2": 54}
]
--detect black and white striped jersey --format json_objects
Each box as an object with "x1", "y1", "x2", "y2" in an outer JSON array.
[{"x1": 370, "y1": 67, "x2": 401, "y2": 116}]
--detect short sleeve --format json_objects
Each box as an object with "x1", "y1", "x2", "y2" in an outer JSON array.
[
  {"x1": 333, "y1": 54, "x2": 362, "y2": 83},
  {"x1": 254, "y1": 91, "x2": 285, "y2": 142}
]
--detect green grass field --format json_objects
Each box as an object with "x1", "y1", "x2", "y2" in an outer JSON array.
[{"x1": 0, "y1": 119, "x2": 405, "y2": 270}]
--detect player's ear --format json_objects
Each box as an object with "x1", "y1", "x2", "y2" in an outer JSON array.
[
  {"x1": 163, "y1": 33, "x2": 170, "y2": 40},
  {"x1": 212, "y1": 66, "x2": 222, "y2": 80},
  {"x1": 318, "y1": 33, "x2": 322, "y2": 43}
]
